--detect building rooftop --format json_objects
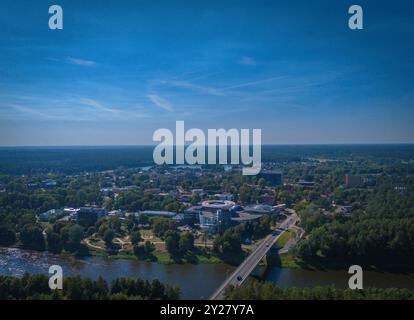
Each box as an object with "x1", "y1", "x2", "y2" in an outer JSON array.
[
  {"x1": 201, "y1": 200, "x2": 235, "y2": 210},
  {"x1": 139, "y1": 210, "x2": 177, "y2": 217},
  {"x1": 244, "y1": 204, "x2": 274, "y2": 214},
  {"x1": 231, "y1": 212, "x2": 262, "y2": 222}
]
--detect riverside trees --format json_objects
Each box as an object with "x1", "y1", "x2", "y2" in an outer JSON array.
[
  {"x1": 295, "y1": 177, "x2": 414, "y2": 268},
  {"x1": 0, "y1": 274, "x2": 179, "y2": 300}
]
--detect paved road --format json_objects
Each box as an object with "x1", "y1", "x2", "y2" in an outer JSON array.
[{"x1": 210, "y1": 212, "x2": 298, "y2": 300}]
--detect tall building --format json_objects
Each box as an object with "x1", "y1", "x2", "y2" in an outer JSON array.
[{"x1": 199, "y1": 209, "x2": 231, "y2": 233}]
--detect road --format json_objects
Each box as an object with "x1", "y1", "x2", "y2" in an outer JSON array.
[{"x1": 210, "y1": 212, "x2": 298, "y2": 300}]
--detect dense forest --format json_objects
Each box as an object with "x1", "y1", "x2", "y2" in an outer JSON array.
[
  {"x1": 1, "y1": 145, "x2": 413, "y2": 175},
  {"x1": 294, "y1": 177, "x2": 414, "y2": 269},
  {"x1": 224, "y1": 280, "x2": 414, "y2": 300},
  {"x1": 0, "y1": 274, "x2": 179, "y2": 300}
]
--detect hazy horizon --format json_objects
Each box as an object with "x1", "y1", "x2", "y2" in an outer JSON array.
[{"x1": 1, "y1": 142, "x2": 414, "y2": 148}]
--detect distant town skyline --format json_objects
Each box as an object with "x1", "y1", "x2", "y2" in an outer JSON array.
[{"x1": 0, "y1": 0, "x2": 413, "y2": 146}]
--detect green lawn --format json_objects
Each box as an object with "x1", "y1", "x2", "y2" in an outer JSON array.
[
  {"x1": 152, "y1": 249, "x2": 224, "y2": 265},
  {"x1": 278, "y1": 252, "x2": 303, "y2": 269},
  {"x1": 153, "y1": 251, "x2": 172, "y2": 264},
  {"x1": 275, "y1": 230, "x2": 293, "y2": 248},
  {"x1": 86, "y1": 231, "x2": 236, "y2": 265}
]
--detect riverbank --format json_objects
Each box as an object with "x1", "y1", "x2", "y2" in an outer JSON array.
[
  {"x1": 4, "y1": 242, "x2": 413, "y2": 273},
  {"x1": 2, "y1": 247, "x2": 414, "y2": 299},
  {"x1": 89, "y1": 248, "x2": 224, "y2": 265},
  {"x1": 2, "y1": 241, "x2": 243, "y2": 266},
  {"x1": 276, "y1": 252, "x2": 414, "y2": 273},
  {"x1": 0, "y1": 247, "x2": 235, "y2": 299}
]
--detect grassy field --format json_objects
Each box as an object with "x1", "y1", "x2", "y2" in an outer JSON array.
[
  {"x1": 275, "y1": 252, "x2": 393, "y2": 271},
  {"x1": 87, "y1": 238, "x2": 225, "y2": 265},
  {"x1": 84, "y1": 227, "x2": 247, "y2": 266},
  {"x1": 278, "y1": 252, "x2": 303, "y2": 269},
  {"x1": 153, "y1": 251, "x2": 223, "y2": 265},
  {"x1": 276, "y1": 250, "x2": 355, "y2": 270},
  {"x1": 275, "y1": 230, "x2": 293, "y2": 248}
]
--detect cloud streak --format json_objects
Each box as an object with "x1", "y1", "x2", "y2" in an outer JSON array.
[
  {"x1": 78, "y1": 98, "x2": 120, "y2": 114},
  {"x1": 160, "y1": 80, "x2": 224, "y2": 96},
  {"x1": 66, "y1": 57, "x2": 97, "y2": 67},
  {"x1": 77, "y1": 97, "x2": 150, "y2": 119},
  {"x1": 147, "y1": 94, "x2": 173, "y2": 112},
  {"x1": 6, "y1": 103, "x2": 88, "y2": 121}
]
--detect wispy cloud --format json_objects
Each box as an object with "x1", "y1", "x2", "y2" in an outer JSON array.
[
  {"x1": 5, "y1": 103, "x2": 88, "y2": 121},
  {"x1": 77, "y1": 97, "x2": 149, "y2": 119},
  {"x1": 160, "y1": 80, "x2": 224, "y2": 96},
  {"x1": 224, "y1": 76, "x2": 286, "y2": 90},
  {"x1": 10, "y1": 104, "x2": 56, "y2": 119},
  {"x1": 78, "y1": 98, "x2": 120, "y2": 114},
  {"x1": 147, "y1": 94, "x2": 173, "y2": 112},
  {"x1": 239, "y1": 56, "x2": 257, "y2": 66},
  {"x1": 0, "y1": 96, "x2": 149, "y2": 122},
  {"x1": 66, "y1": 57, "x2": 97, "y2": 67}
]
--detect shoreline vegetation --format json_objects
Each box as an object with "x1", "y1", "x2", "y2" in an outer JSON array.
[
  {"x1": 224, "y1": 279, "x2": 414, "y2": 300},
  {"x1": 1, "y1": 272, "x2": 414, "y2": 300},
  {"x1": 0, "y1": 274, "x2": 180, "y2": 300},
  {"x1": 276, "y1": 252, "x2": 414, "y2": 273},
  {"x1": 0, "y1": 244, "x2": 238, "y2": 266},
  {"x1": 3, "y1": 245, "x2": 414, "y2": 275},
  {"x1": 88, "y1": 247, "x2": 224, "y2": 265}
]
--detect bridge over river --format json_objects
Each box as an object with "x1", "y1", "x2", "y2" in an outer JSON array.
[{"x1": 210, "y1": 212, "x2": 298, "y2": 300}]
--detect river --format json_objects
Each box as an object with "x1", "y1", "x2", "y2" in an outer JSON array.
[{"x1": 1, "y1": 247, "x2": 414, "y2": 299}]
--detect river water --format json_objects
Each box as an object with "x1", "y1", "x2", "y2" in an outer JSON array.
[{"x1": 1, "y1": 247, "x2": 414, "y2": 299}]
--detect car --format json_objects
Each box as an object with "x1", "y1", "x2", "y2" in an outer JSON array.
[
  {"x1": 237, "y1": 275, "x2": 243, "y2": 281},
  {"x1": 266, "y1": 243, "x2": 270, "y2": 247}
]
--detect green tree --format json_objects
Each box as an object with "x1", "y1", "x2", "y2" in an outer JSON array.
[
  {"x1": 213, "y1": 230, "x2": 242, "y2": 257},
  {"x1": 20, "y1": 224, "x2": 45, "y2": 251},
  {"x1": 68, "y1": 225, "x2": 84, "y2": 247},
  {"x1": 179, "y1": 232, "x2": 194, "y2": 254},
  {"x1": 164, "y1": 230, "x2": 180, "y2": 256},
  {"x1": 191, "y1": 193, "x2": 201, "y2": 205},
  {"x1": 0, "y1": 226, "x2": 16, "y2": 247},
  {"x1": 239, "y1": 184, "x2": 250, "y2": 204},
  {"x1": 144, "y1": 240, "x2": 155, "y2": 253},
  {"x1": 103, "y1": 229, "x2": 115, "y2": 247},
  {"x1": 46, "y1": 230, "x2": 62, "y2": 254},
  {"x1": 130, "y1": 231, "x2": 142, "y2": 245},
  {"x1": 152, "y1": 217, "x2": 176, "y2": 237}
]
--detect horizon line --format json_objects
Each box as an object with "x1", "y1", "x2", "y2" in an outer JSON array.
[{"x1": 1, "y1": 143, "x2": 414, "y2": 148}]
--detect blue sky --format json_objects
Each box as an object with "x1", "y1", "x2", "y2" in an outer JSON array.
[{"x1": 0, "y1": 0, "x2": 413, "y2": 145}]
